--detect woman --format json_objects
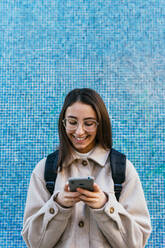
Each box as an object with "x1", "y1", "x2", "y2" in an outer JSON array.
[{"x1": 22, "y1": 88, "x2": 151, "y2": 248}]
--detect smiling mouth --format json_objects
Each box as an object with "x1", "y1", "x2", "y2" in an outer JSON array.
[{"x1": 72, "y1": 135, "x2": 89, "y2": 141}]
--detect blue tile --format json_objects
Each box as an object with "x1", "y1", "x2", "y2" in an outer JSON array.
[{"x1": 0, "y1": 0, "x2": 164, "y2": 247}]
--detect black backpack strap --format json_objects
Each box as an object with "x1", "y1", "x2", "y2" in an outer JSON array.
[
  {"x1": 110, "y1": 148, "x2": 126, "y2": 201},
  {"x1": 44, "y1": 150, "x2": 59, "y2": 195}
]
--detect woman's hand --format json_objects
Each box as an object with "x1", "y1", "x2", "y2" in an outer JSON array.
[
  {"x1": 55, "y1": 183, "x2": 81, "y2": 208},
  {"x1": 77, "y1": 183, "x2": 108, "y2": 209}
]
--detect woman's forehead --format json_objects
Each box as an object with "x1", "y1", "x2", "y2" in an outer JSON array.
[{"x1": 65, "y1": 102, "x2": 97, "y2": 118}]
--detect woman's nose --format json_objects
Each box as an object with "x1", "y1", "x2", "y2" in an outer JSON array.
[{"x1": 75, "y1": 123, "x2": 85, "y2": 134}]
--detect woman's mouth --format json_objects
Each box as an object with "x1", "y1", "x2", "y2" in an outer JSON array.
[{"x1": 72, "y1": 135, "x2": 89, "y2": 142}]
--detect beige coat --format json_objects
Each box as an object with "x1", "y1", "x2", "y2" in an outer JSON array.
[{"x1": 21, "y1": 145, "x2": 151, "y2": 248}]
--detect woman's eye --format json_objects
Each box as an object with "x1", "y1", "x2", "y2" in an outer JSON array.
[
  {"x1": 68, "y1": 120, "x2": 77, "y2": 125},
  {"x1": 84, "y1": 121, "x2": 94, "y2": 126}
]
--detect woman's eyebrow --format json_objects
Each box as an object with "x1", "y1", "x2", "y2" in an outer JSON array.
[
  {"x1": 83, "y1": 117, "x2": 97, "y2": 120},
  {"x1": 66, "y1": 115, "x2": 77, "y2": 119},
  {"x1": 66, "y1": 116, "x2": 96, "y2": 120}
]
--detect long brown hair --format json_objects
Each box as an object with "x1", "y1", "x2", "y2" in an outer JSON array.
[{"x1": 57, "y1": 88, "x2": 112, "y2": 170}]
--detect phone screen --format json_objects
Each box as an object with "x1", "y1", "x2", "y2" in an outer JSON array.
[{"x1": 68, "y1": 177, "x2": 94, "y2": 192}]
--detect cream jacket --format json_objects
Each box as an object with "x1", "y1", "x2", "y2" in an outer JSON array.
[{"x1": 21, "y1": 145, "x2": 151, "y2": 248}]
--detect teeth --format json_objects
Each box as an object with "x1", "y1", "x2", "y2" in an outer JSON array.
[{"x1": 74, "y1": 137, "x2": 86, "y2": 141}]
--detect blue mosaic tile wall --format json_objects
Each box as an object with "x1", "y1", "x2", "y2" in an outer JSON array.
[{"x1": 0, "y1": 0, "x2": 164, "y2": 247}]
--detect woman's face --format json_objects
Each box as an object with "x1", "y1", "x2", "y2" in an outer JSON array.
[{"x1": 64, "y1": 102, "x2": 98, "y2": 153}]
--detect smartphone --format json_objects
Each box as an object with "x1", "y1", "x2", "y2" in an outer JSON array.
[{"x1": 68, "y1": 176, "x2": 94, "y2": 192}]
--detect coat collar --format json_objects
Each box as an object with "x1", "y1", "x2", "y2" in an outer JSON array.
[{"x1": 63, "y1": 145, "x2": 110, "y2": 168}]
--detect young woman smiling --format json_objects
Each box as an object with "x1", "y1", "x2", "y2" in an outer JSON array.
[{"x1": 22, "y1": 88, "x2": 151, "y2": 248}]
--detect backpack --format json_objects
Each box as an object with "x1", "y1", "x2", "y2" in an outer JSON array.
[{"x1": 44, "y1": 148, "x2": 126, "y2": 201}]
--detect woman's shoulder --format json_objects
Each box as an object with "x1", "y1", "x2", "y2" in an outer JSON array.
[
  {"x1": 125, "y1": 159, "x2": 139, "y2": 181},
  {"x1": 32, "y1": 157, "x2": 47, "y2": 181}
]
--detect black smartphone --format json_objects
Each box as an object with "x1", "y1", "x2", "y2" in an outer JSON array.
[{"x1": 68, "y1": 176, "x2": 94, "y2": 192}]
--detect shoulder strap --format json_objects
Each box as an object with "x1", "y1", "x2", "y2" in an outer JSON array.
[
  {"x1": 110, "y1": 148, "x2": 126, "y2": 201},
  {"x1": 44, "y1": 150, "x2": 59, "y2": 195}
]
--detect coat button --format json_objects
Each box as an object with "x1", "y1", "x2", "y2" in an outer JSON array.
[
  {"x1": 109, "y1": 207, "x2": 114, "y2": 214},
  {"x1": 78, "y1": 220, "x2": 84, "y2": 227},
  {"x1": 49, "y1": 208, "x2": 55, "y2": 214},
  {"x1": 82, "y1": 160, "x2": 88, "y2": 166}
]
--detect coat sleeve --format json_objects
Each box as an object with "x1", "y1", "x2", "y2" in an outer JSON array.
[
  {"x1": 21, "y1": 161, "x2": 72, "y2": 248},
  {"x1": 90, "y1": 160, "x2": 152, "y2": 248}
]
